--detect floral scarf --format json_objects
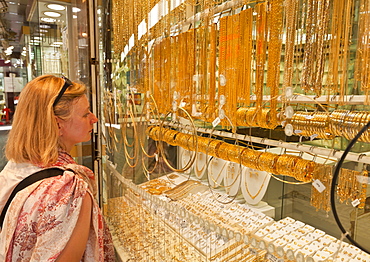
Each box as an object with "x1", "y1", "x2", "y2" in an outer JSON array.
[{"x1": 0, "y1": 151, "x2": 115, "y2": 261}]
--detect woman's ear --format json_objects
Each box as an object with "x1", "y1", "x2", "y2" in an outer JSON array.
[
  {"x1": 55, "y1": 116, "x2": 63, "y2": 136},
  {"x1": 55, "y1": 116, "x2": 61, "y2": 128}
]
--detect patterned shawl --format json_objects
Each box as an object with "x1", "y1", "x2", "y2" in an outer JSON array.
[{"x1": 0, "y1": 151, "x2": 115, "y2": 261}]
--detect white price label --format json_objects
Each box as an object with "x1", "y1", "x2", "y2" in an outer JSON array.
[
  {"x1": 212, "y1": 117, "x2": 221, "y2": 127},
  {"x1": 249, "y1": 248, "x2": 258, "y2": 256},
  {"x1": 294, "y1": 129, "x2": 302, "y2": 134},
  {"x1": 180, "y1": 102, "x2": 186, "y2": 108},
  {"x1": 352, "y1": 199, "x2": 361, "y2": 207},
  {"x1": 155, "y1": 153, "x2": 159, "y2": 162},
  {"x1": 312, "y1": 179, "x2": 326, "y2": 193},
  {"x1": 266, "y1": 253, "x2": 283, "y2": 262}
]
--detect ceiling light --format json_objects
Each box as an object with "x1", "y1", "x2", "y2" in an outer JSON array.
[
  {"x1": 39, "y1": 24, "x2": 51, "y2": 29},
  {"x1": 44, "y1": 11, "x2": 61, "y2": 18},
  {"x1": 41, "y1": 17, "x2": 56, "y2": 23},
  {"x1": 47, "y1": 4, "x2": 65, "y2": 11},
  {"x1": 72, "y1": 7, "x2": 81, "y2": 13}
]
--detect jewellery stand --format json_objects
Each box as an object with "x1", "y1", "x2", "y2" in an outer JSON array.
[
  {"x1": 224, "y1": 161, "x2": 241, "y2": 196},
  {"x1": 180, "y1": 148, "x2": 192, "y2": 175},
  {"x1": 206, "y1": 157, "x2": 226, "y2": 188},
  {"x1": 241, "y1": 167, "x2": 271, "y2": 206}
]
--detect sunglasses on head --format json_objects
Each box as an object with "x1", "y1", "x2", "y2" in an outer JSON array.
[{"x1": 53, "y1": 76, "x2": 73, "y2": 107}]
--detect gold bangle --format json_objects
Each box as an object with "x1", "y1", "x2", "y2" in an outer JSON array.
[
  {"x1": 236, "y1": 107, "x2": 249, "y2": 126},
  {"x1": 207, "y1": 140, "x2": 223, "y2": 157},
  {"x1": 228, "y1": 145, "x2": 246, "y2": 164},
  {"x1": 216, "y1": 142, "x2": 231, "y2": 161}
]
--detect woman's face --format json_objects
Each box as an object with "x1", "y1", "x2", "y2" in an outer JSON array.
[{"x1": 57, "y1": 95, "x2": 98, "y2": 152}]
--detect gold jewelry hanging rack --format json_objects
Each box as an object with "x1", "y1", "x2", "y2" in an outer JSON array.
[{"x1": 161, "y1": 118, "x2": 370, "y2": 165}]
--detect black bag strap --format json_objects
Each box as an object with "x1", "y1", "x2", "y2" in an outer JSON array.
[{"x1": 0, "y1": 167, "x2": 65, "y2": 229}]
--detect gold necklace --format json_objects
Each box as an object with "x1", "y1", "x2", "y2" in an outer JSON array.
[
  {"x1": 266, "y1": 0, "x2": 283, "y2": 129},
  {"x1": 244, "y1": 169, "x2": 269, "y2": 200},
  {"x1": 208, "y1": 158, "x2": 226, "y2": 188},
  {"x1": 224, "y1": 163, "x2": 242, "y2": 192},
  {"x1": 195, "y1": 152, "x2": 207, "y2": 178}
]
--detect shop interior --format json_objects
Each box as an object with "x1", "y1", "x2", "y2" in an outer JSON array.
[{"x1": 1, "y1": 0, "x2": 370, "y2": 261}]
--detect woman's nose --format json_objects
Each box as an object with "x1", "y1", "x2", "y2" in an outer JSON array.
[{"x1": 91, "y1": 113, "x2": 98, "y2": 124}]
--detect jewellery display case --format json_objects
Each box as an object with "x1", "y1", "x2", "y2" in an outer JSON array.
[{"x1": 97, "y1": 0, "x2": 370, "y2": 261}]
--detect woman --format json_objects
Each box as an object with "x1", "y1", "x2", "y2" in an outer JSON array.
[{"x1": 0, "y1": 75, "x2": 115, "y2": 261}]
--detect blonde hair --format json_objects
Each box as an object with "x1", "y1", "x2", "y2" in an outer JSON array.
[{"x1": 5, "y1": 75, "x2": 87, "y2": 166}]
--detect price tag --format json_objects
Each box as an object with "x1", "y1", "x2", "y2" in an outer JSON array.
[
  {"x1": 352, "y1": 199, "x2": 361, "y2": 207},
  {"x1": 155, "y1": 153, "x2": 158, "y2": 162},
  {"x1": 294, "y1": 129, "x2": 302, "y2": 134},
  {"x1": 219, "y1": 95, "x2": 226, "y2": 106},
  {"x1": 276, "y1": 247, "x2": 284, "y2": 257},
  {"x1": 267, "y1": 243, "x2": 275, "y2": 254},
  {"x1": 305, "y1": 115, "x2": 314, "y2": 120},
  {"x1": 249, "y1": 248, "x2": 258, "y2": 256},
  {"x1": 221, "y1": 228, "x2": 228, "y2": 239},
  {"x1": 215, "y1": 226, "x2": 221, "y2": 235},
  {"x1": 296, "y1": 252, "x2": 304, "y2": 262},
  {"x1": 285, "y1": 106, "x2": 294, "y2": 118},
  {"x1": 251, "y1": 237, "x2": 257, "y2": 248},
  {"x1": 312, "y1": 179, "x2": 326, "y2": 193},
  {"x1": 219, "y1": 75, "x2": 226, "y2": 86},
  {"x1": 235, "y1": 232, "x2": 241, "y2": 242},
  {"x1": 172, "y1": 101, "x2": 178, "y2": 111},
  {"x1": 228, "y1": 230, "x2": 234, "y2": 239},
  {"x1": 285, "y1": 86, "x2": 293, "y2": 99},
  {"x1": 266, "y1": 253, "x2": 283, "y2": 262},
  {"x1": 180, "y1": 101, "x2": 186, "y2": 108},
  {"x1": 259, "y1": 240, "x2": 266, "y2": 250},
  {"x1": 180, "y1": 219, "x2": 188, "y2": 228},
  {"x1": 173, "y1": 91, "x2": 178, "y2": 100},
  {"x1": 218, "y1": 109, "x2": 225, "y2": 119},
  {"x1": 286, "y1": 249, "x2": 295, "y2": 260},
  {"x1": 212, "y1": 117, "x2": 221, "y2": 127}
]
